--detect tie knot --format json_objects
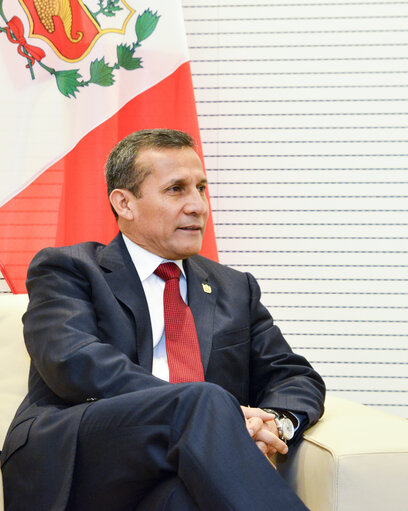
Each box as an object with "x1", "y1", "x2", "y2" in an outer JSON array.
[{"x1": 154, "y1": 262, "x2": 181, "y2": 282}]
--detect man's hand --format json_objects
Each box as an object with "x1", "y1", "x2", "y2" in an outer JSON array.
[{"x1": 241, "y1": 406, "x2": 288, "y2": 457}]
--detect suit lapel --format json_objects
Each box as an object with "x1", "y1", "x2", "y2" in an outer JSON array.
[
  {"x1": 98, "y1": 234, "x2": 153, "y2": 372},
  {"x1": 185, "y1": 257, "x2": 217, "y2": 375},
  {"x1": 98, "y1": 235, "x2": 216, "y2": 377}
]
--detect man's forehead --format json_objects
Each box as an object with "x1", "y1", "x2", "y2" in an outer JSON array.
[
  {"x1": 136, "y1": 147, "x2": 204, "y2": 179},
  {"x1": 136, "y1": 145, "x2": 199, "y2": 161}
]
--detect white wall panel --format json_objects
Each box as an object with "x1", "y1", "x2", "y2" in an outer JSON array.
[
  {"x1": 183, "y1": 0, "x2": 408, "y2": 418},
  {"x1": 0, "y1": 277, "x2": 10, "y2": 294}
]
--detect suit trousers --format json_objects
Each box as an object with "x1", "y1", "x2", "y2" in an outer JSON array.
[{"x1": 65, "y1": 382, "x2": 308, "y2": 511}]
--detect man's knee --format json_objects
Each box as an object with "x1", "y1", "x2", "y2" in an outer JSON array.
[
  {"x1": 78, "y1": 382, "x2": 242, "y2": 440},
  {"x1": 169, "y1": 381, "x2": 243, "y2": 437},
  {"x1": 176, "y1": 381, "x2": 240, "y2": 412}
]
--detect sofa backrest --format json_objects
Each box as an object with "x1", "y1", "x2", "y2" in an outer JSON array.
[{"x1": 0, "y1": 294, "x2": 30, "y2": 447}]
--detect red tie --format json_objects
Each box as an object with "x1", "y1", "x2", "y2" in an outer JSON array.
[{"x1": 154, "y1": 262, "x2": 205, "y2": 383}]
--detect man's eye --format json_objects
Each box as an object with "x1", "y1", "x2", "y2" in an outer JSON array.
[
  {"x1": 198, "y1": 185, "x2": 206, "y2": 193},
  {"x1": 169, "y1": 186, "x2": 181, "y2": 192}
]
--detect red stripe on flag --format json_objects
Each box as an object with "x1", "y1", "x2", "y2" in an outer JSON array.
[{"x1": 0, "y1": 62, "x2": 218, "y2": 293}]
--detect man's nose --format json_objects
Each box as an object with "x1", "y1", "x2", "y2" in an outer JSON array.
[{"x1": 184, "y1": 189, "x2": 208, "y2": 215}]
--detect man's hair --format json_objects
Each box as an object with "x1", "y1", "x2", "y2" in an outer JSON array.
[{"x1": 105, "y1": 129, "x2": 196, "y2": 217}]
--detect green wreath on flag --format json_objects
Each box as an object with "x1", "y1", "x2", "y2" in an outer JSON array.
[{"x1": 0, "y1": 2, "x2": 160, "y2": 98}]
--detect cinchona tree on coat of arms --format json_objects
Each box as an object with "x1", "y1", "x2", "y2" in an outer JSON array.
[{"x1": 0, "y1": 0, "x2": 160, "y2": 97}]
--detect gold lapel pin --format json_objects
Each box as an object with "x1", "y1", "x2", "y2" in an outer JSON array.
[{"x1": 202, "y1": 283, "x2": 212, "y2": 294}]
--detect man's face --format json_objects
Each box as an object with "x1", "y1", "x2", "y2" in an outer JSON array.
[{"x1": 123, "y1": 146, "x2": 209, "y2": 260}]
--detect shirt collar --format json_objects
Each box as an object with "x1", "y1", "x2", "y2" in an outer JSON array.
[{"x1": 122, "y1": 234, "x2": 185, "y2": 282}]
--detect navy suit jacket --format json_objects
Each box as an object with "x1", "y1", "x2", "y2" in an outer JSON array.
[{"x1": 1, "y1": 233, "x2": 325, "y2": 510}]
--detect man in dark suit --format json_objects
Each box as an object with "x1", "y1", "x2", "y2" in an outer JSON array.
[{"x1": 1, "y1": 129, "x2": 325, "y2": 511}]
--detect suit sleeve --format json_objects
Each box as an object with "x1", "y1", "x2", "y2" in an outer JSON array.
[
  {"x1": 23, "y1": 247, "x2": 168, "y2": 405},
  {"x1": 246, "y1": 272, "x2": 325, "y2": 428}
]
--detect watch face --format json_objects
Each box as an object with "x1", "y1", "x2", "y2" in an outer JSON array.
[{"x1": 281, "y1": 418, "x2": 295, "y2": 440}]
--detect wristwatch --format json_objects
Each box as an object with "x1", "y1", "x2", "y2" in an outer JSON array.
[{"x1": 262, "y1": 408, "x2": 295, "y2": 442}]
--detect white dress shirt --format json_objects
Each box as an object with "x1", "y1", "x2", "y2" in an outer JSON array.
[{"x1": 122, "y1": 234, "x2": 187, "y2": 382}]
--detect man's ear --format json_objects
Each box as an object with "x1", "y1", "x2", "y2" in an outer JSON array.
[{"x1": 109, "y1": 189, "x2": 136, "y2": 221}]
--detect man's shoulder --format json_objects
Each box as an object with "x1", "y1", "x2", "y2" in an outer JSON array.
[
  {"x1": 188, "y1": 254, "x2": 248, "y2": 282},
  {"x1": 28, "y1": 237, "x2": 123, "y2": 278},
  {"x1": 31, "y1": 241, "x2": 106, "y2": 264}
]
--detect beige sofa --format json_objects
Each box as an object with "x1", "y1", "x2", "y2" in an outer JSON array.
[{"x1": 1, "y1": 294, "x2": 408, "y2": 510}]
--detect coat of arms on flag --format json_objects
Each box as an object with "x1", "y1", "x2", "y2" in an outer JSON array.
[{"x1": 1, "y1": 0, "x2": 159, "y2": 97}]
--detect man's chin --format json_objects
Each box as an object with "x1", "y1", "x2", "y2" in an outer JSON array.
[{"x1": 172, "y1": 242, "x2": 203, "y2": 260}]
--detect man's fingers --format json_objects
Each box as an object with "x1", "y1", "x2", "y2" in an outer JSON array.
[
  {"x1": 241, "y1": 405, "x2": 275, "y2": 422},
  {"x1": 245, "y1": 416, "x2": 263, "y2": 436},
  {"x1": 263, "y1": 417, "x2": 279, "y2": 437},
  {"x1": 255, "y1": 440, "x2": 268, "y2": 454},
  {"x1": 241, "y1": 406, "x2": 289, "y2": 456},
  {"x1": 254, "y1": 428, "x2": 288, "y2": 455}
]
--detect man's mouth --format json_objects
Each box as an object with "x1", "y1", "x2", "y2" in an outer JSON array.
[{"x1": 178, "y1": 226, "x2": 201, "y2": 232}]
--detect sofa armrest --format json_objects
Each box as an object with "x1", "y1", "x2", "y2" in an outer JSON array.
[
  {"x1": 0, "y1": 294, "x2": 30, "y2": 446},
  {"x1": 275, "y1": 394, "x2": 408, "y2": 510}
]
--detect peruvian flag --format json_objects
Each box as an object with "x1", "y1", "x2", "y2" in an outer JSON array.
[{"x1": 0, "y1": 1, "x2": 217, "y2": 293}]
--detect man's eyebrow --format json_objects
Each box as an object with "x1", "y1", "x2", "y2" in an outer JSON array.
[
  {"x1": 164, "y1": 177, "x2": 208, "y2": 187},
  {"x1": 164, "y1": 177, "x2": 187, "y2": 187}
]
